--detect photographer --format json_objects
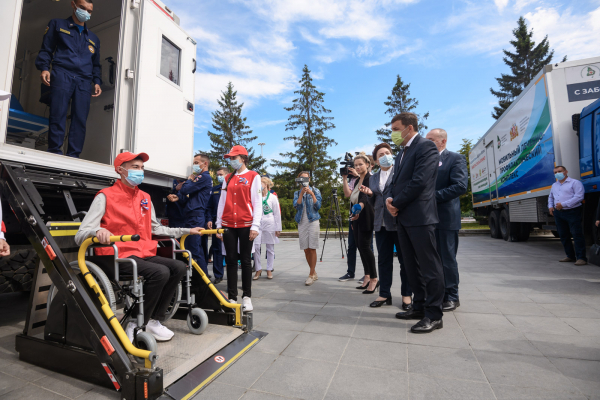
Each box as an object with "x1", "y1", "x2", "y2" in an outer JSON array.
[{"x1": 293, "y1": 172, "x2": 322, "y2": 286}]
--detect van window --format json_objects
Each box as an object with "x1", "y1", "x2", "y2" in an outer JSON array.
[
  {"x1": 160, "y1": 36, "x2": 180, "y2": 85},
  {"x1": 580, "y1": 115, "x2": 592, "y2": 159}
]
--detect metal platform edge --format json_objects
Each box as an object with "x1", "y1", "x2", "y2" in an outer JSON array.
[{"x1": 162, "y1": 330, "x2": 268, "y2": 400}]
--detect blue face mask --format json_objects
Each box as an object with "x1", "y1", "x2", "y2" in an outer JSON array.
[
  {"x1": 228, "y1": 158, "x2": 243, "y2": 170},
  {"x1": 217, "y1": 175, "x2": 225, "y2": 183},
  {"x1": 75, "y1": 7, "x2": 91, "y2": 23},
  {"x1": 193, "y1": 164, "x2": 201, "y2": 174},
  {"x1": 555, "y1": 172, "x2": 565, "y2": 181},
  {"x1": 379, "y1": 154, "x2": 394, "y2": 168},
  {"x1": 125, "y1": 169, "x2": 144, "y2": 186}
]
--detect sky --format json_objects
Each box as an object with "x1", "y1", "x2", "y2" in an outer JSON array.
[{"x1": 168, "y1": 0, "x2": 600, "y2": 171}]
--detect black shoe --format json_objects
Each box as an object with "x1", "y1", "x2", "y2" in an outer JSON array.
[
  {"x1": 358, "y1": 276, "x2": 366, "y2": 284},
  {"x1": 401, "y1": 301, "x2": 413, "y2": 311},
  {"x1": 442, "y1": 300, "x2": 460, "y2": 312},
  {"x1": 362, "y1": 281, "x2": 380, "y2": 294},
  {"x1": 356, "y1": 282, "x2": 369, "y2": 290},
  {"x1": 339, "y1": 273, "x2": 354, "y2": 282},
  {"x1": 213, "y1": 278, "x2": 223, "y2": 284},
  {"x1": 395, "y1": 309, "x2": 425, "y2": 320},
  {"x1": 370, "y1": 297, "x2": 392, "y2": 307},
  {"x1": 411, "y1": 317, "x2": 443, "y2": 333}
]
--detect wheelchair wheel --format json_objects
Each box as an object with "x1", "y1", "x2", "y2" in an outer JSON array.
[
  {"x1": 187, "y1": 307, "x2": 208, "y2": 335},
  {"x1": 133, "y1": 331, "x2": 157, "y2": 364},
  {"x1": 164, "y1": 282, "x2": 182, "y2": 321},
  {"x1": 47, "y1": 261, "x2": 117, "y2": 316}
]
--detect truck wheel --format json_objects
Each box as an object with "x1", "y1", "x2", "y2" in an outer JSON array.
[
  {"x1": 509, "y1": 222, "x2": 522, "y2": 242},
  {"x1": 519, "y1": 222, "x2": 531, "y2": 242},
  {"x1": 489, "y1": 210, "x2": 501, "y2": 239},
  {"x1": 0, "y1": 249, "x2": 39, "y2": 293},
  {"x1": 500, "y1": 209, "x2": 511, "y2": 241}
]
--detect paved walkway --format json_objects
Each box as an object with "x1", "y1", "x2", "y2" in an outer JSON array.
[{"x1": 1, "y1": 235, "x2": 600, "y2": 399}]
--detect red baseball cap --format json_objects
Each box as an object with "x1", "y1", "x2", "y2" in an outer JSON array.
[
  {"x1": 224, "y1": 145, "x2": 248, "y2": 158},
  {"x1": 114, "y1": 152, "x2": 149, "y2": 172}
]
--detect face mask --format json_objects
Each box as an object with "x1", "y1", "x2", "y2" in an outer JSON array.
[
  {"x1": 217, "y1": 175, "x2": 225, "y2": 183},
  {"x1": 555, "y1": 172, "x2": 565, "y2": 180},
  {"x1": 75, "y1": 7, "x2": 91, "y2": 23},
  {"x1": 124, "y1": 169, "x2": 144, "y2": 186},
  {"x1": 391, "y1": 127, "x2": 408, "y2": 146},
  {"x1": 261, "y1": 185, "x2": 267, "y2": 192},
  {"x1": 193, "y1": 164, "x2": 201, "y2": 174},
  {"x1": 379, "y1": 154, "x2": 394, "y2": 168},
  {"x1": 228, "y1": 158, "x2": 243, "y2": 170}
]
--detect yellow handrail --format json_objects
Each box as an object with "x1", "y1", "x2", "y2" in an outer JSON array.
[
  {"x1": 180, "y1": 230, "x2": 243, "y2": 327},
  {"x1": 78, "y1": 235, "x2": 154, "y2": 368}
]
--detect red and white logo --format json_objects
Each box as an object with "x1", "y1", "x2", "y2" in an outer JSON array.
[{"x1": 214, "y1": 355, "x2": 226, "y2": 363}]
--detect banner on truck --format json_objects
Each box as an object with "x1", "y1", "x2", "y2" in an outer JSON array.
[
  {"x1": 471, "y1": 76, "x2": 555, "y2": 205},
  {"x1": 565, "y1": 63, "x2": 600, "y2": 103}
]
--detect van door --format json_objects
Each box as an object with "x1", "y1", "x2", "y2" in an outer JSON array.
[
  {"x1": 486, "y1": 142, "x2": 498, "y2": 202},
  {"x1": 131, "y1": 0, "x2": 196, "y2": 177},
  {"x1": 0, "y1": 0, "x2": 23, "y2": 141}
]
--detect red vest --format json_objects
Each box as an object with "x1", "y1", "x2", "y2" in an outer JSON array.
[
  {"x1": 222, "y1": 171, "x2": 259, "y2": 228},
  {"x1": 96, "y1": 180, "x2": 157, "y2": 258}
]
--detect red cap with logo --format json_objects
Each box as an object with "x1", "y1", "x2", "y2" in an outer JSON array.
[
  {"x1": 223, "y1": 145, "x2": 248, "y2": 159},
  {"x1": 114, "y1": 152, "x2": 149, "y2": 172}
]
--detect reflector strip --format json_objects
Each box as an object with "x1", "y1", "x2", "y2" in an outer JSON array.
[
  {"x1": 41, "y1": 237, "x2": 57, "y2": 260},
  {"x1": 101, "y1": 363, "x2": 121, "y2": 391},
  {"x1": 100, "y1": 335, "x2": 115, "y2": 356}
]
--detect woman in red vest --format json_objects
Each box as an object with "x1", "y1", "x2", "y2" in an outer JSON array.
[{"x1": 216, "y1": 146, "x2": 262, "y2": 312}]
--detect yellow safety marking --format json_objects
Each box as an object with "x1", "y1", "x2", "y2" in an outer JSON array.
[
  {"x1": 49, "y1": 229, "x2": 79, "y2": 237},
  {"x1": 49, "y1": 222, "x2": 82, "y2": 226},
  {"x1": 60, "y1": 28, "x2": 71, "y2": 35},
  {"x1": 181, "y1": 338, "x2": 259, "y2": 400},
  {"x1": 581, "y1": 171, "x2": 593, "y2": 177}
]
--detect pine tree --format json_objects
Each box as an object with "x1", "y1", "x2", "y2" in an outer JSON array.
[
  {"x1": 271, "y1": 65, "x2": 338, "y2": 193},
  {"x1": 490, "y1": 17, "x2": 566, "y2": 120},
  {"x1": 457, "y1": 138, "x2": 474, "y2": 214},
  {"x1": 206, "y1": 82, "x2": 266, "y2": 172},
  {"x1": 376, "y1": 75, "x2": 429, "y2": 154}
]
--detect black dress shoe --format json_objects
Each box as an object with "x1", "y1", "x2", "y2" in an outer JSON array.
[
  {"x1": 356, "y1": 282, "x2": 369, "y2": 290},
  {"x1": 395, "y1": 309, "x2": 425, "y2": 320},
  {"x1": 370, "y1": 297, "x2": 392, "y2": 307},
  {"x1": 213, "y1": 278, "x2": 223, "y2": 284},
  {"x1": 411, "y1": 317, "x2": 443, "y2": 333},
  {"x1": 362, "y1": 281, "x2": 380, "y2": 294},
  {"x1": 401, "y1": 301, "x2": 413, "y2": 311},
  {"x1": 442, "y1": 300, "x2": 460, "y2": 312}
]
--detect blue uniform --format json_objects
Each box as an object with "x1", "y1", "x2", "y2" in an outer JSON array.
[
  {"x1": 180, "y1": 171, "x2": 212, "y2": 273},
  {"x1": 166, "y1": 179, "x2": 186, "y2": 228},
  {"x1": 206, "y1": 183, "x2": 224, "y2": 279},
  {"x1": 35, "y1": 17, "x2": 101, "y2": 157}
]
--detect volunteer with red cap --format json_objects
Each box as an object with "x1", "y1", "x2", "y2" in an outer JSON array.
[
  {"x1": 75, "y1": 152, "x2": 205, "y2": 342},
  {"x1": 216, "y1": 145, "x2": 262, "y2": 312}
]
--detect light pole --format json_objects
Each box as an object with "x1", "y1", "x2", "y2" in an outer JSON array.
[{"x1": 258, "y1": 142, "x2": 265, "y2": 159}]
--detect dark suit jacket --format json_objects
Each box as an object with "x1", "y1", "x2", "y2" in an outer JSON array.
[
  {"x1": 352, "y1": 173, "x2": 374, "y2": 232},
  {"x1": 436, "y1": 150, "x2": 468, "y2": 231},
  {"x1": 368, "y1": 167, "x2": 397, "y2": 232},
  {"x1": 391, "y1": 134, "x2": 440, "y2": 227}
]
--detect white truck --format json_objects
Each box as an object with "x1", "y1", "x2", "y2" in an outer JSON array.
[{"x1": 470, "y1": 56, "x2": 600, "y2": 242}]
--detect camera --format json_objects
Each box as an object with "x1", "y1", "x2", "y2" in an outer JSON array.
[
  {"x1": 339, "y1": 152, "x2": 357, "y2": 176},
  {"x1": 295, "y1": 177, "x2": 310, "y2": 187}
]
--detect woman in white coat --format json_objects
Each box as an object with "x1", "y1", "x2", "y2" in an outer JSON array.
[{"x1": 254, "y1": 177, "x2": 282, "y2": 280}]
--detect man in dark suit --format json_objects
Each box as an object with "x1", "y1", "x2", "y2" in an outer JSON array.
[
  {"x1": 386, "y1": 112, "x2": 445, "y2": 333},
  {"x1": 426, "y1": 129, "x2": 468, "y2": 312}
]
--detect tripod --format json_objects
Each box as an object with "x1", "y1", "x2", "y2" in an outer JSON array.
[{"x1": 320, "y1": 189, "x2": 348, "y2": 262}]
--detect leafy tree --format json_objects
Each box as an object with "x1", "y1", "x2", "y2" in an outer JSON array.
[
  {"x1": 376, "y1": 75, "x2": 429, "y2": 154},
  {"x1": 490, "y1": 16, "x2": 566, "y2": 119},
  {"x1": 271, "y1": 65, "x2": 338, "y2": 194},
  {"x1": 458, "y1": 138, "x2": 473, "y2": 213},
  {"x1": 206, "y1": 82, "x2": 266, "y2": 172}
]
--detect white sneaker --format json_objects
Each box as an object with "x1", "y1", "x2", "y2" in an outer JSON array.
[
  {"x1": 242, "y1": 296, "x2": 253, "y2": 312},
  {"x1": 126, "y1": 321, "x2": 138, "y2": 343},
  {"x1": 146, "y1": 319, "x2": 174, "y2": 342}
]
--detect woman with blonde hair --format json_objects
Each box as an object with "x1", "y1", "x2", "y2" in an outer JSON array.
[{"x1": 254, "y1": 176, "x2": 282, "y2": 280}]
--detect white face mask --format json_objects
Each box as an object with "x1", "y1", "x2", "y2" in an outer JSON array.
[{"x1": 379, "y1": 154, "x2": 394, "y2": 168}]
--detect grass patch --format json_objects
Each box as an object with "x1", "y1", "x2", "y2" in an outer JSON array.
[{"x1": 461, "y1": 223, "x2": 489, "y2": 230}]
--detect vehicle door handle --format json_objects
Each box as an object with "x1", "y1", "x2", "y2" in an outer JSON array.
[{"x1": 192, "y1": 58, "x2": 196, "y2": 74}]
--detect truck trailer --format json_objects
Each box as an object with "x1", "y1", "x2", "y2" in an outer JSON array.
[{"x1": 469, "y1": 56, "x2": 600, "y2": 242}]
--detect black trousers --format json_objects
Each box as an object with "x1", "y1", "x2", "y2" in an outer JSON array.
[
  {"x1": 352, "y1": 223, "x2": 377, "y2": 279},
  {"x1": 397, "y1": 224, "x2": 444, "y2": 320},
  {"x1": 126, "y1": 255, "x2": 187, "y2": 325},
  {"x1": 223, "y1": 226, "x2": 254, "y2": 300},
  {"x1": 375, "y1": 227, "x2": 412, "y2": 298},
  {"x1": 435, "y1": 229, "x2": 460, "y2": 301}
]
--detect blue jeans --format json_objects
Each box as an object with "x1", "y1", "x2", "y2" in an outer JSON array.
[
  {"x1": 375, "y1": 227, "x2": 412, "y2": 298},
  {"x1": 346, "y1": 221, "x2": 374, "y2": 276},
  {"x1": 435, "y1": 229, "x2": 460, "y2": 301},
  {"x1": 554, "y1": 207, "x2": 587, "y2": 261}
]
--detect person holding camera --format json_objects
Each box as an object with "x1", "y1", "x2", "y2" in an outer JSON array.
[
  {"x1": 350, "y1": 153, "x2": 377, "y2": 293},
  {"x1": 253, "y1": 177, "x2": 282, "y2": 280},
  {"x1": 293, "y1": 172, "x2": 322, "y2": 286}
]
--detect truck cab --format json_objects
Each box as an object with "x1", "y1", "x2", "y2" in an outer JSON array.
[{"x1": 578, "y1": 98, "x2": 600, "y2": 192}]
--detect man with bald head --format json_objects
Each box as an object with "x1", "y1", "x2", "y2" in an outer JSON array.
[{"x1": 426, "y1": 129, "x2": 468, "y2": 312}]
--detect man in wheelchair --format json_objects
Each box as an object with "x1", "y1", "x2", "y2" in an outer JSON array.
[{"x1": 75, "y1": 152, "x2": 205, "y2": 342}]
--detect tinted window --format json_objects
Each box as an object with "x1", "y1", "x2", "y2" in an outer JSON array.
[{"x1": 160, "y1": 36, "x2": 180, "y2": 85}]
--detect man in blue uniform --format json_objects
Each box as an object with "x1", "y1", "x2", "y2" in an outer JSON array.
[
  {"x1": 35, "y1": 0, "x2": 102, "y2": 158},
  {"x1": 206, "y1": 166, "x2": 228, "y2": 284},
  {"x1": 166, "y1": 179, "x2": 186, "y2": 228},
  {"x1": 179, "y1": 154, "x2": 212, "y2": 275}
]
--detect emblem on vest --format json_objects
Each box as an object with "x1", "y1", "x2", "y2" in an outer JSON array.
[
  {"x1": 88, "y1": 45, "x2": 95, "y2": 54},
  {"x1": 237, "y1": 177, "x2": 249, "y2": 185},
  {"x1": 141, "y1": 199, "x2": 149, "y2": 215}
]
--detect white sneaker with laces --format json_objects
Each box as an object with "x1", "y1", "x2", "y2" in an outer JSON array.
[
  {"x1": 126, "y1": 321, "x2": 138, "y2": 343},
  {"x1": 242, "y1": 296, "x2": 253, "y2": 311},
  {"x1": 146, "y1": 319, "x2": 174, "y2": 341}
]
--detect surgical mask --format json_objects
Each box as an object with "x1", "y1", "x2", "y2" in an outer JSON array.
[
  {"x1": 74, "y1": 7, "x2": 91, "y2": 23},
  {"x1": 228, "y1": 158, "x2": 243, "y2": 170},
  {"x1": 124, "y1": 169, "x2": 144, "y2": 186},
  {"x1": 555, "y1": 172, "x2": 565, "y2": 181},
  {"x1": 261, "y1": 185, "x2": 267, "y2": 192},
  {"x1": 379, "y1": 154, "x2": 394, "y2": 168},
  {"x1": 391, "y1": 127, "x2": 408, "y2": 146},
  {"x1": 217, "y1": 175, "x2": 225, "y2": 183},
  {"x1": 192, "y1": 164, "x2": 201, "y2": 174}
]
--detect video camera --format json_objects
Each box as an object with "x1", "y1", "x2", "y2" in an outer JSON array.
[
  {"x1": 295, "y1": 177, "x2": 310, "y2": 187},
  {"x1": 339, "y1": 152, "x2": 358, "y2": 176}
]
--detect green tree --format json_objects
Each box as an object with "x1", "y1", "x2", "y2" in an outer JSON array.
[
  {"x1": 376, "y1": 75, "x2": 429, "y2": 154},
  {"x1": 490, "y1": 16, "x2": 566, "y2": 119},
  {"x1": 458, "y1": 138, "x2": 473, "y2": 213},
  {"x1": 271, "y1": 65, "x2": 338, "y2": 194},
  {"x1": 206, "y1": 82, "x2": 266, "y2": 171}
]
